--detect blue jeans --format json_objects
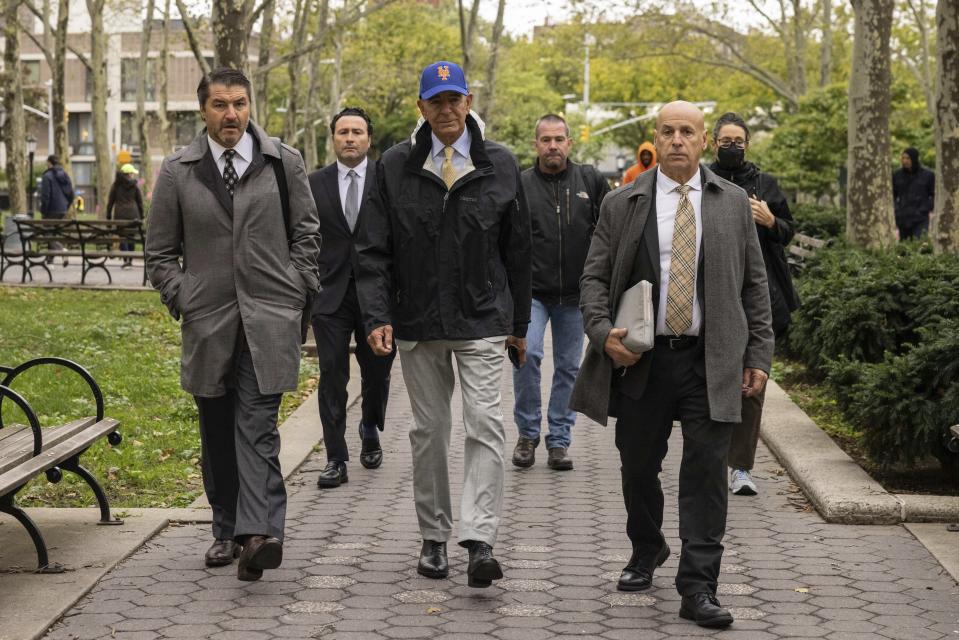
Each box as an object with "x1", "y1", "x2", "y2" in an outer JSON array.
[{"x1": 512, "y1": 298, "x2": 584, "y2": 449}]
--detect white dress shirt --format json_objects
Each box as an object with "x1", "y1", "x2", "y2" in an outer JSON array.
[
  {"x1": 655, "y1": 168, "x2": 703, "y2": 336},
  {"x1": 207, "y1": 132, "x2": 254, "y2": 180},
  {"x1": 336, "y1": 157, "x2": 368, "y2": 215},
  {"x1": 426, "y1": 129, "x2": 474, "y2": 183}
]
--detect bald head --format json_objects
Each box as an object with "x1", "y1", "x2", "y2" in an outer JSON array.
[{"x1": 655, "y1": 101, "x2": 708, "y2": 184}]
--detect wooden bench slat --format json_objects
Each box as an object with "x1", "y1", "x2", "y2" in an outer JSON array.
[
  {"x1": 0, "y1": 423, "x2": 30, "y2": 444},
  {"x1": 789, "y1": 245, "x2": 813, "y2": 259},
  {"x1": 0, "y1": 418, "x2": 119, "y2": 496},
  {"x1": 0, "y1": 417, "x2": 98, "y2": 475}
]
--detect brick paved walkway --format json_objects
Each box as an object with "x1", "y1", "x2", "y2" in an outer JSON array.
[{"x1": 45, "y1": 348, "x2": 959, "y2": 639}]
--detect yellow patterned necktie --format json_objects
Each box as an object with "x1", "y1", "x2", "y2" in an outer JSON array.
[
  {"x1": 442, "y1": 145, "x2": 456, "y2": 189},
  {"x1": 665, "y1": 184, "x2": 696, "y2": 335}
]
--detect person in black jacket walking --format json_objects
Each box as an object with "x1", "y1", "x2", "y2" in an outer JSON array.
[
  {"x1": 38, "y1": 154, "x2": 75, "y2": 265},
  {"x1": 892, "y1": 147, "x2": 935, "y2": 240},
  {"x1": 708, "y1": 112, "x2": 799, "y2": 497},
  {"x1": 511, "y1": 114, "x2": 609, "y2": 472},
  {"x1": 106, "y1": 163, "x2": 145, "y2": 268},
  {"x1": 356, "y1": 60, "x2": 531, "y2": 589}
]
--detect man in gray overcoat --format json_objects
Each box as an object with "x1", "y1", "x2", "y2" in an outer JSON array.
[
  {"x1": 569, "y1": 101, "x2": 773, "y2": 628},
  {"x1": 146, "y1": 68, "x2": 321, "y2": 582}
]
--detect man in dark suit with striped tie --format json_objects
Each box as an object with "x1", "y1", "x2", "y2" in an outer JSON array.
[{"x1": 308, "y1": 107, "x2": 395, "y2": 488}]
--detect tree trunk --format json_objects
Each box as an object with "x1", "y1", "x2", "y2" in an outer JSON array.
[
  {"x1": 845, "y1": 0, "x2": 896, "y2": 248},
  {"x1": 136, "y1": 0, "x2": 156, "y2": 195},
  {"x1": 3, "y1": 0, "x2": 28, "y2": 215},
  {"x1": 53, "y1": 0, "x2": 69, "y2": 172},
  {"x1": 86, "y1": 0, "x2": 111, "y2": 216},
  {"x1": 283, "y1": 0, "x2": 309, "y2": 143},
  {"x1": 819, "y1": 0, "x2": 832, "y2": 86},
  {"x1": 212, "y1": 0, "x2": 254, "y2": 70},
  {"x1": 457, "y1": 0, "x2": 480, "y2": 79},
  {"x1": 174, "y1": 0, "x2": 210, "y2": 75},
  {"x1": 253, "y1": 0, "x2": 274, "y2": 125},
  {"x1": 931, "y1": 0, "x2": 959, "y2": 252},
  {"x1": 790, "y1": 0, "x2": 807, "y2": 97},
  {"x1": 157, "y1": 0, "x2": 172, "y2": 155},
  {"x1": 303, "y1": 50, "x2": 322, "y2": 171},
  {"x1": 324, "y1": 33, "x2": 343, "y2": 165},
  {"x1": 478, "y1": 0, "x2": 505, "y2": 131}
]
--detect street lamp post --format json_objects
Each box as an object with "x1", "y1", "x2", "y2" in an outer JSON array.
[{"x1": 26, "y1": 134, "x2": 37, "y2": 215}]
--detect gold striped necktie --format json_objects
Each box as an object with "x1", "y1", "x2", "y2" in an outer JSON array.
[
  {"x1": 665, "y1": 184, "x2": 696, "y2": 335},
  {"x1": 442, "y1": 146, "x2": 456, "y2": 189}
]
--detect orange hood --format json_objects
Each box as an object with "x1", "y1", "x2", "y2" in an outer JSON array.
[{"x1": 636, "y1": 141, "x2": 657, "y2": 168}]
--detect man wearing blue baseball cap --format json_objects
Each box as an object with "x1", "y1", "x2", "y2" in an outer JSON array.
[{"x1": 356, "y1": 60, "x2": 532, "y2": 588}]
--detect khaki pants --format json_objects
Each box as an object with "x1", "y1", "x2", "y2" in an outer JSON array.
[{"x1": 397, "y1": 337, "x2": 506, "y2": 547}]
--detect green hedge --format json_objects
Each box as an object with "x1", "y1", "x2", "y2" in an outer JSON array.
[
  {"x1": 790, "y1": 203, "x2": 845, "y2": 240},
  {"x1": 825, "y1": 323, "x2": 959, "y2": 477},
  {"x1": 784, "y1": 242, "x2": 959, "y2": 474}
]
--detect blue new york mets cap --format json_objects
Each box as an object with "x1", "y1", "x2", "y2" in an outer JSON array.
[{"x1": 419, "y1": 61, "x2": 469, "y2": 99}]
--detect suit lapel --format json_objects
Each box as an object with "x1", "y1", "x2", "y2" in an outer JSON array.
[
  {"x1": 198, "y1": 149, "x2": 234, "y2": 217},
  {"x1": 322, "y1": 166, "x2": 351, "y2": 236}
]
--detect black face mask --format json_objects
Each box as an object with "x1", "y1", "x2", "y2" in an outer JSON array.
[{"x1": 716, "y1": 145, "x2": 745, "y2": 170}]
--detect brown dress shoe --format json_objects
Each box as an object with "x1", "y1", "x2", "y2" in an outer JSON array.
[
  {"x1": 511, "y1": 436, "x2": 539, "y2": 468},
  {"x1": 547, "y1": 447, "x2": 573, "y2": 471},
  {"x1": 237, "y1": 535, "x2": 283, "y2": 581},
  {"x1": 204, "y1": 538, "x2": 240, "y2": 567}
]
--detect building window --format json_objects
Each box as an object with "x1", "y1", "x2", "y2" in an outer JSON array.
[
  {"x1": 120, "y1": 111, "x2": 136, "y2": 147},
  {"x1": 71, "y1": 161, "x2": 93, "y2": 188},
  {"x1": 22, "y1": 60, "x2": 42, "y2": 86},
  {"x1": 121, "y1": 59, "x2": 156, "y2": 102},
  {"x1": 171, "y1": 111, "x2": 201, "y2": 147},
  {"x1": 68, "y1": 112, "x2": 94, "y2": 156}
]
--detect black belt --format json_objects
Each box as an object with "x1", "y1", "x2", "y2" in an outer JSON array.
[{"x1": 654, "y1": 334, "x2": 699, "y2": 350}]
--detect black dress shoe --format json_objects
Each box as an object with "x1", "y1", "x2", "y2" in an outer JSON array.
[
  {"x1": 237, "y1": 535, "x2": 283, "y2": 581},
  {"x1": 359, "y1": 426, "x2": 383, "y2": 470},
  {"x1": 204, "y1": 538, "x2": 240, "y2": 567},
  {"x1": 680, "y1": 592, "x2": 734, "y2": 628},
  {"x1": 316, "y1": 461, "x2": 348, "y2": 488},
  {"x1": 416, "y1": 540, "x2": 448, "y2": 578},
  {"x1": 465, "y1": 540, "x2": 503, "y2": 588},
  {"x1": 617, "y1": 541, "x2": 670, "y2": 591}
]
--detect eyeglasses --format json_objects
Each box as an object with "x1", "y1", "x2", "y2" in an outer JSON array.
[{"x1": 717, "y1": 138, "x2": 747, "y2": 149}]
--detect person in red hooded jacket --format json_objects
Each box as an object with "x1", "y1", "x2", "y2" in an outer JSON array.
[{"x1": 621, "y1": 141, "x2": 657, "y2": 185}]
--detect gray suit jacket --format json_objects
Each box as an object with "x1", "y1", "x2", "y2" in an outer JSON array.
[
  {"x1": 146, "y1": 122, "x2": 321, "y2": 397},
  {"x1": 569, "y1": 165, "x2": 773, "y2": 425}
]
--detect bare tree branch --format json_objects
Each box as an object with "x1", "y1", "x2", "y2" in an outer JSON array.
[
  {"x1": 745, "y1": 0, "x2": 786, "y2": 38},
  {"x1": 23, "y1": 0, "x2": 91, "y2": 68},
  {"x1": 175, "y1": 0, "x2": 211, "y2": 74},
  {"x1": 253, "y1": 0, "x2": 395, "y2": 77}
]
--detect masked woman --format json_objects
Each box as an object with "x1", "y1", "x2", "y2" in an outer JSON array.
[{"x1": 708, "y1": 112, "x2": 800, "y2": 497}]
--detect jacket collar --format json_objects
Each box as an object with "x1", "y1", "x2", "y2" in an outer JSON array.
[
  {"x1": 628, "y1": 163, "x2": 726, "y2": 200},
  {"x1": 405, "y1": 113, "x2": 491, "y2": 173},
  {"x1": 180, "y1": 121, "x2": 280, "y2": 163}
]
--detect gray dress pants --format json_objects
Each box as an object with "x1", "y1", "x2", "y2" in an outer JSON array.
[
  {"x1": 195, "y1": 348, "x2": 286, "y2": 542},
  {"x1": 397, "y1": 337, "x2": 507, "y2": 547}
]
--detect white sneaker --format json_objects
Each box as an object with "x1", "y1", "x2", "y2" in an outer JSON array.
[{"x1": 729, "y1": 468, "x2": 758, "y2": 496}]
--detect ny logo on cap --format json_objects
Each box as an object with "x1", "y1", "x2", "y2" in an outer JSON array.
[{"x1": 437, "y1": 65, "x2": 451, "y2": 81}]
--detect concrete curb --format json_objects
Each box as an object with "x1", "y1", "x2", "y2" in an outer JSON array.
[{"x1": 763, "y1": 380, "x2": 959, "y2": 524}]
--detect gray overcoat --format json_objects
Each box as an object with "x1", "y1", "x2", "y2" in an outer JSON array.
[
  {"x1": 568, "y1": 165, "x2": 773, "y2": 425},
  {"x1": 146, "y1": 123, "x2": 321, "y2": 397}
]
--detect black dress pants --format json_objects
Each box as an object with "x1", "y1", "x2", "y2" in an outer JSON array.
[
  {"x1": 312, "y1": 280, "x2": 395, "y2": 462},
  {"x1": 195, "y1": 348, "x2": 286, "y2": 542},
  {"x1": 613, "y1": 343, "x2": 734, "y2": 596}
]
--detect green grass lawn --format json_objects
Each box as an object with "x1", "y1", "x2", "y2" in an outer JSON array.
[{"x1": 0, "y1": 286, "x2": 318, "y2": 508}]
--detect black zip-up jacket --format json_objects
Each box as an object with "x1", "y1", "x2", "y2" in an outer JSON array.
[
  {"x1": 356, "y1": 115, "x2": 532, "y2": 341},
  {"x1": 710, "y1": 160, "x2": 800, "y2": 334},
  {"x1": 523, "y1": 160, "x2": 609, "y2": 305},
  {"x1": 892, "y1": 150, "x2": 935, "y2": 225}
]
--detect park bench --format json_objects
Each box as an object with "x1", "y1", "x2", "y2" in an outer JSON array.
[
  {"x1": 787, "y1": 233, "x2": 829, "y2": 276},
  {"x1": 0, "y1": 357, "x2": 122, "y2": 572},
  {"x1": 2, "y1": 218, "x2": 146, "y2": 286}
]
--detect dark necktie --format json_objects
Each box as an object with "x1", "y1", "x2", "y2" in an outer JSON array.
[
  {"x1": 223, "y1": 149, "x2": 239, "y2": 198},
  {"x1": 344, "y1": 169, "x2": 359, "y2": 231}
]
